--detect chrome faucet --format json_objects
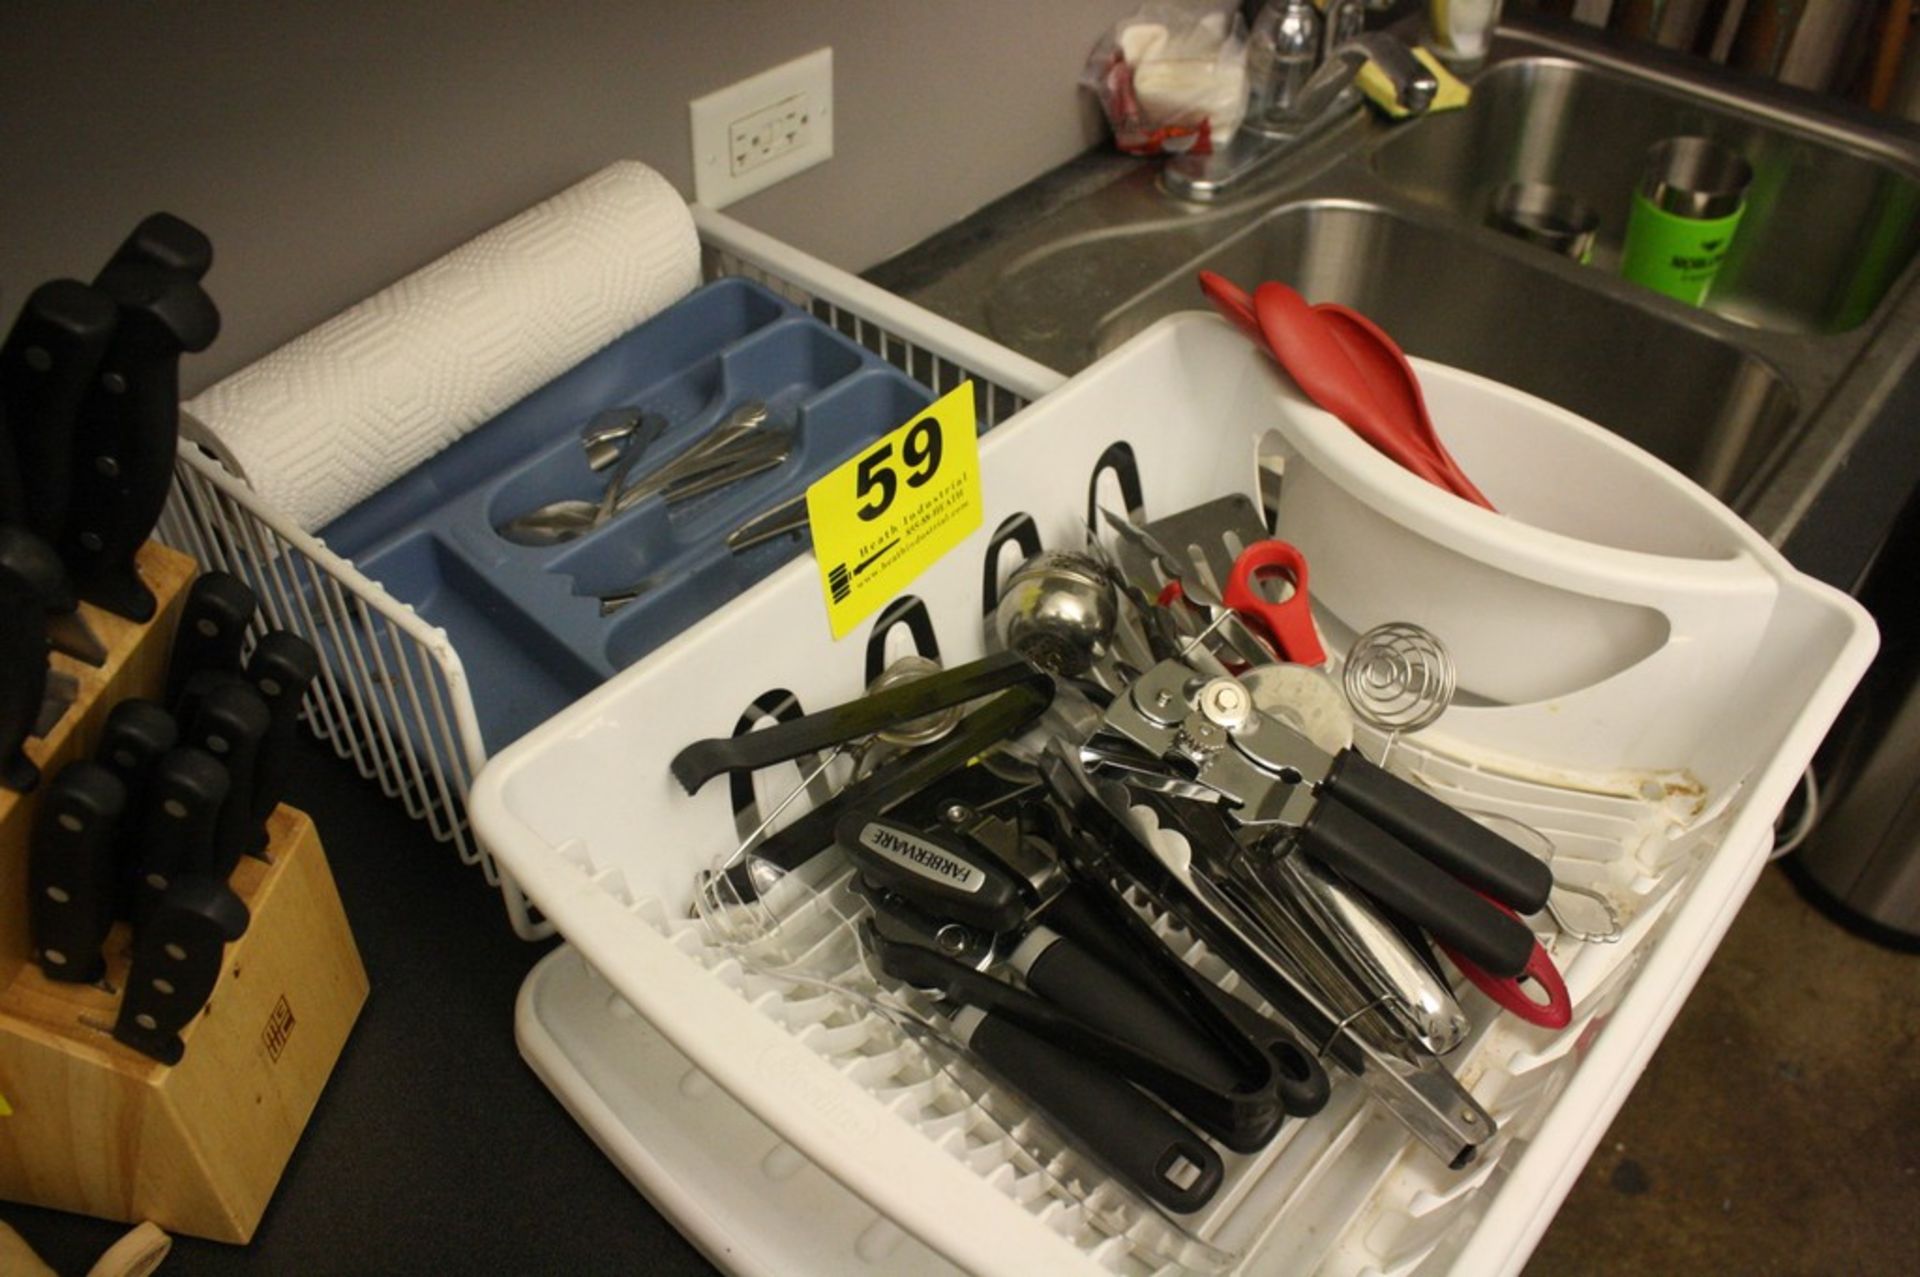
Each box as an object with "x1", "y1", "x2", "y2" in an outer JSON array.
[{"x1": 1164, "y1": 0, "x2": 1435, "y2": 201}]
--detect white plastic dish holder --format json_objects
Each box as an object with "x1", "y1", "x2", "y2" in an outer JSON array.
[
  {"x1": 471, "y1": 312, "x2": 1875, "y2": 1274},
  {"x1": 155, "y1": 205, "x2": 1065, "y2": 939}
]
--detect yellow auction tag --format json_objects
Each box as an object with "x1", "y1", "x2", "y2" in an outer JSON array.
[{"x1": 806, "y1": 381, "x2": 983, "y2": 639}]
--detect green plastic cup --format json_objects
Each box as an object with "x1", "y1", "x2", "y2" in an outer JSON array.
[{"x1": 1620, "y1": 137, "x2": 1752, "y2": 307}]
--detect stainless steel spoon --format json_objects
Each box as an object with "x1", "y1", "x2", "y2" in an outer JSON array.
[{"x1": 497, "y1": 402, "x2": 771, "y2": 546}]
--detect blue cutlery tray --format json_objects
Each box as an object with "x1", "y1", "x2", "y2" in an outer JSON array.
[{"x1": 320, "y1": 278, "x2": 939, "y2": 752}]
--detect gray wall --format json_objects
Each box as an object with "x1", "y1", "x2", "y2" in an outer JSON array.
[{"x1": 0, "y1": 0, "x2": 1148, "y2": 394}]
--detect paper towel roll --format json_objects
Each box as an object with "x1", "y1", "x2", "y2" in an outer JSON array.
[{"x1": 184, "y1": 160, "x2": 701, "y2": 531}]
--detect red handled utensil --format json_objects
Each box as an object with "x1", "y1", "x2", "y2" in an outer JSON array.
[
  {"x1": 1314, "y1": 302, "x2": 1495, "y2": 510},
  {"x1": 1196, "y1": 270, "x2": 1496, "y2": 511},
  {"x1": 1439, "y1": 895, "x2": 1573, "y2": 1030},
  {"x1": 1223, "y1": 540, "x2": 1326, "y2": 667}
]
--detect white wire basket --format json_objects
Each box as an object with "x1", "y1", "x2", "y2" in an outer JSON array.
[{"x1": 157, "y1": 206, "x2": 1066, "y2": 939}]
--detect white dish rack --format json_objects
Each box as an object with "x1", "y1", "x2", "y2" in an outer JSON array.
[
  {"x1": 472, "y1": 314, "x2": 1876, "y2": 1274},
  {"x1": 156, "y1": 205, "x2": 1065, "y2": 939}
]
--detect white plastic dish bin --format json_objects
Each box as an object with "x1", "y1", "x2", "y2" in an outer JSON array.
[
  {"x1": 156, "y1": 205, "x2": 1065, "y2": 939},
  {"x1": 472, "y1": 312, "x2": 1874, "y2": 1275}
]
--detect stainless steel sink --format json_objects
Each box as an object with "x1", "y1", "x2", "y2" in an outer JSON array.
[
  {"x1": 1093, "y1": 198, "x2": 1799, "y2": 496},
  {"x1": 878, "y1": 18, "x2": 1920, "y2": 561},
  {"x1": 1371, "y1": 56, "x2": 1920, "y2": 335}
]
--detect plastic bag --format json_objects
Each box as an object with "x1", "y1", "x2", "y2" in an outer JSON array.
[{"x1": 1082, "y1": 2, "x2": 1248, "y2": 155}]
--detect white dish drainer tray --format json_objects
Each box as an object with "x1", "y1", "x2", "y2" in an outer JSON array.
[
  {"x1": 473, "y1": 313, "x2": 1876, "y2": 1274},
  {"x1": 155, "y1": 205, "x2": 1066, "y2": 939}
]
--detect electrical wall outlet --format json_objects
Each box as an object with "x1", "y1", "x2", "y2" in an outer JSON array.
[{"x1": 690, "y1": 48, "x2": 833, "y2": 209}]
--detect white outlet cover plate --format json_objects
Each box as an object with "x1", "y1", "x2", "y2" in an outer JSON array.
[{"x1": 690, "y1": 48, "x2": 834, "y2": 209}]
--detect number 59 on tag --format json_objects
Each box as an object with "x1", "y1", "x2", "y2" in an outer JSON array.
[{"x1": 805, "y1": 382, "x2": 984, "y2": 638}]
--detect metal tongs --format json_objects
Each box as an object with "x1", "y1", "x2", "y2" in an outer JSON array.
[
  {"x1": 1089, "y1": 657, "x2": 1552, "y2": 979},
  {"x1": 1041, "y1": 745, "x2": 1499, "y2": 1170}
]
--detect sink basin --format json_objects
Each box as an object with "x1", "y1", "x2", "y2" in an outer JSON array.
[
  {"x1": 872, "y1": 17, "x2": 1920, "y2": 567},
  {"x1": 1092, "y1": 199, "x2": 1798, "y2": 496},
  {"x1": 1371, "y1": 57, "x2": 1920, "y2": 335}
]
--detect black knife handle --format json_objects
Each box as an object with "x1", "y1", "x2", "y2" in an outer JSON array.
[
  {"x1": 1, "y1": 279, "x2": 119, "y2": 542},
  {"x1": 2, "y1": 397, "x2": 24, "y2": 523},
  {"x1": 112, "y1": 875, "x2": 249, "y2": 1066},
  {"x1": 63, "y1": 261, "x2": 219, "y2": 621},
  {"x1": 165, "y1": 570, "x2": 258, "y2": 711},
  {"x1": 0, "y1": 524, "x2": 105, "y2": 669},
  {"x1": 1325, "y1": 750, "x2": 1555, "y2": 914},
  {"x1": 1299, "y1": 798, "x2": 1536, "y2": 978},
  {"x1": 0, "y1": 524, "x2": 77, "y2": 610},
  {"x1": 95, "y1": 697, "x2": 181, "y2": 918},
  {"x1": 132, "y1": 747, "x2": 230, "y2": 924},
  {"x1": 0, "y1": 571, "x2": 50, "y2": 792},
  {"x1": 957, "y1": 1007, "x2": 1223, "y2": 1215},
  {"x1": 28, "y1": 761, "x2": 127, "y2": 983},
  {"x1": 245, "y1": 630, "x2": 319, "y2": 831},
  {"x1": 96, "y1": 697, "x2": 181, "y2": 787},
  {"x1": 181, "y1": 679, "x2": 272, "y2": 874},
  {"x1": 1016, "y1": 927, "x2": 1245, "y2": 1095},
  {"x1": 101, "y1": 212, "x2": 214, "y2": 283}
]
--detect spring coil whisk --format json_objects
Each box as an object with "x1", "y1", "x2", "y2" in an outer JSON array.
[{"x1": 1342, "y1": 623, "x2": 1456, "y2": 742}]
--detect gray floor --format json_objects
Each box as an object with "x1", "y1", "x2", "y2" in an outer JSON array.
[{"x1": 1528, "y1": 865, "x2": 1920, "y2": 1274}]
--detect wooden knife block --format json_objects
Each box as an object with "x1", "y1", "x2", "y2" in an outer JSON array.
[{"x1": 0, "y1": 542, "x2": 369, "y2": 1243}]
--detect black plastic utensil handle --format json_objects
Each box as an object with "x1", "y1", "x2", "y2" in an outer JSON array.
[
  {"x1": 246, "y1": 630, "x2": 320, "y2": 831},
  {"x1": 748, "y1": 683, "x2": 1054, "y2": 875},
  {"x1": 1, "y1": 398, "x2": 25, "y2": 523},
  {"x1": 102, "y1": 212, "x2": 214, "y2": 282},
  {"x1": 96, "y1": 697, "x2": 180, "y2": 788},
  {"x1": 0, "y1": 278, "x2": 119, "y2": 543},
  {"x1": 1325, "y1": 750, "x2": 1554, "y2": 913},
  {"x1": 28, "y1": 760, "x2": 127, "y2": 983},
  {"x1": 165, "y1": 570, "x2": 259, "y2": 712},
  {"x1": 182, "y1": 680, "x2": 272, "y2": 876},
  {"x1": 1042, "y1": 880, "x2": 1330, "y2": 1124},
  {"x1": 0, "y1": 524, "x2": 78, "y2": 610},
  {"x1": 135, "y1": 747, "x2": 231, "y2": 918},
  {"x1": 1018, "y1": 928, "x2": 1245, "y2": 1095},
  {"x1": 835, "y1": 810, "x2": 1028, "y2": 934},
  {"x1": 64, "y1": 261, "x2": 219, "y2": 621},
  {"x1": 961, "y1": 1009, "x2": 1224, "y2": 1215},
  {"x1": 0, "y1": 573, "x2": 49, "y2": 793},
  {"x1": 670, "y1": 649, "x2": 1038, "y2": 794},
  {"x1": 112, "y1": 874, "x2": 249, "y2": 1067},
  {"x1": 1299, "y1": 798, "x2": 1536, "y2": 978}
]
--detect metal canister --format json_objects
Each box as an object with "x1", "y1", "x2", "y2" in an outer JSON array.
[{"x1": 1488, "y1": 181, "x2": 1599, "y2": 263}]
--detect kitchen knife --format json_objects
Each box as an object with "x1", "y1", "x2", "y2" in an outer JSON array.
[
  {"x1": 94, "y1": 697, "x2": 180, "y2": 918},
  {"x1": 243, "y1": 630, "x2": 320, "y2": 837},
  {"x1": 61, "y1": 260, "x2": 219, "y2": 621},
  {"x1": 0, "y1": 563, "x2": 51, "y2": 791},
  {"x1": 102, "y1": 212, "x2": 214, "y2": 283},
  {"x1": 163, "y1": 569, "x2": 257, "y2": 711},
  {"x1": 1, "y1": 400, "x2": 23, "y2": 523},
  {"x1": 0, "y1": 279, "x2": 120, "y2": 543},
  {"x1": 112, "y1": 874, "x2": 249, "y2": 1066},
  {"x1": 0, "y1": 524, "x2": 108, "y2": 665},
  {"x1": 179, "y1": 674, "x2": 272, "y2": 872},
  {"x1": 128, "y1": 746, "x2": 233, "y2": 927},
  {"x1": 95, "y1": 697, "x2": 181, "y2": 792},
  {"x1": 28, "y1": 760, "x2": 128, "y2": 984}
]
